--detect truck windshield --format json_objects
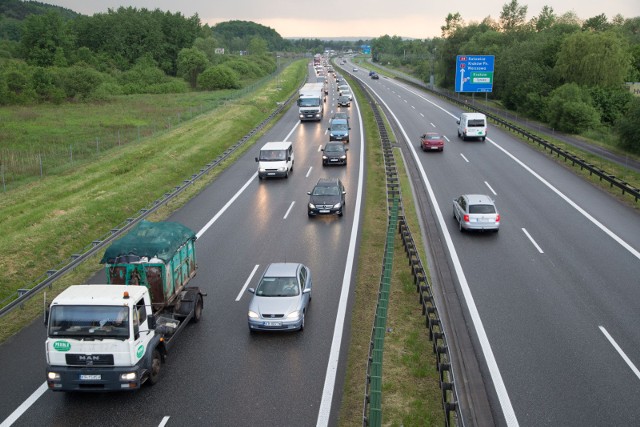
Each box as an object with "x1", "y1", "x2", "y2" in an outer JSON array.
[
  {"x1": 299, "y1": 98, "x2": 320, "y2": 107},
  {"x1": 48, "y1": 305, "x2": 129, "y2": 339}
]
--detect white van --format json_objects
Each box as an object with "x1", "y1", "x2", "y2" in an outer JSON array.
[
  {"x1": 457, "y1": 112, "x2": 487, "y2": 141},
  {"x1": 255, "y1": 141, "x2": 294, "y2": 179}
]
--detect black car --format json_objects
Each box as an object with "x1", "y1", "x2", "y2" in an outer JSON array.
[
  {"x1": 322, "y1": 142, "x2": 348, "y2": 166},
  {"x1": 337, "y1": 95, "x2": 351, "y2": 107},
  {"x1": 307, "y1": 178, "x2": 346, "y2": 217},
  {"x1": 370, "y1": 72, "x2": 379, "y2": 79}
]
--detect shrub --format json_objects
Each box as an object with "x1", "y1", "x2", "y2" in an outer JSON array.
[
  {"x1": 616, "y1": 97, "x2": 640, "y2": 154},
  {"x1": 546, "y1": 83, "x2": 600, "y2": 133},
  {"x1": 198, "y1": 65, "x2": 240, "y2": 90}
]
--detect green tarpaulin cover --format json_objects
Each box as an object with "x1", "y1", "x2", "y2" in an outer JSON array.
[{"x1": 101, "y1": 220, "x2": 196, "y2": 264}]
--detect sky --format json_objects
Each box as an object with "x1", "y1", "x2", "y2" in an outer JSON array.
[{"x1": 43, "y1": 0, "x2": 639, "y2": 39}]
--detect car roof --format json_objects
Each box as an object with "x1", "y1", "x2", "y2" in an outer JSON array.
[
  {"x1": 263, "y1": 262, "x2": 300, "y2": 278},
  {"x1": 462, "y1": 194, "x2": 495, "y2": 205},
  {"x1": 315, "y1": 177, "x2": 341, "y2": 187}
]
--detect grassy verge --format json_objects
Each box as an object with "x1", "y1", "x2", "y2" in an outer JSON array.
[
  {"x1": 0, "y1": 59, "x2": 308, "y2": 342},
  {"x1": 338, "y1": 77, "x2": 443, "y2": 425}
]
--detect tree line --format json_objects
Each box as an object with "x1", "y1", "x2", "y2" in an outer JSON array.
[
  {"x1": 370, "y1": 1, "x2": 640, "y2": 153},
  {"x1": 0, "y1": 1, "x2": 360, "y2": 106}
]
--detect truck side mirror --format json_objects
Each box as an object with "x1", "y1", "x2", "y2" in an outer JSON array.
[
  {"x1": 255, "y1": 157, "x2": 259, "y2": 162},
  {"x1": 147, "y1": 315, "x2": 156, "y2": 329},
  {"x1": 44, "y1": 307, "x2": 49, "y2": 326}
]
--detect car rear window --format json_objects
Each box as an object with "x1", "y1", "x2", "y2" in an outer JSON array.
[{"x1": 469, "y1": 204, "x2": 496, "y2": 214}]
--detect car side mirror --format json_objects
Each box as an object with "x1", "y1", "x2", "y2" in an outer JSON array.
[
  {"x1": 456, "y1": 120, "x2": 460, "y2": 124},
  {"x1": 345, "y1": 148, "x2": 349, "y2": 151},
  {"x1": 248, "y1": 288, "x2": 255, "y2": 294},
  {"x1": 307, "y1": 191, "x2": 311, "y2": 195}
]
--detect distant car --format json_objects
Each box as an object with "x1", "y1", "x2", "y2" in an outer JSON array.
[
  {"x1": 322, "y1": 142, "x2": 348, "y2": 166},
  {"x1": 420, "y1": 132, "x2": 444, "y2": 151},
  {"x1": 247, "y1": 263, "x2": 312, "y2": 332},
  {"x1": 337, "y1": 95, "x2": 351, "y2": 107},
  {"x1": 332, "y1": 112, "x2": 349, "y2": 126},
  {"x1": 340, "y1": 90, "x2": 353, "y2": 101},
  {"x1": 452, "y1": 194, "x2": 500, "y2": 232},
  {"x1": 370, "y1": 73, "x2": 379, "y2": 79},
  {"x1": 352, "y1": 67, "x2": 358, "y2": 72},
  {"x1": 308, "y1": 178, "x2": 346, "y2": 217}
]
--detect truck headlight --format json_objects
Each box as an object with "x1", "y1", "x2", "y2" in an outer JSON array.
[
  {"x1": 120, "y1": 372, "x2": 137, "y2": 381},
  {"x1": 248, "y1": 311, "x2": 259, "y2": 319},
  {"x1": 47, "y1": 372, "x2": 60, "y2": 381}
]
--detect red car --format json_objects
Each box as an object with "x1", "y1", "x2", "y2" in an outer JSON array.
[{"x1": 420, "y1": 133, "x2": 444, "y2": 152}]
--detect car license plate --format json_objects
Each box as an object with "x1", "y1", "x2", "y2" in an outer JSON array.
[
  {"x1": 264, "y1": 321, "x2": 281, "y2": 327},
  {"x1": 331, "y1": 159, "x2": 338, "y2": 161},
  {"x1": 80, "y1": 375, "x2": 101, "y2": 380},
  {"x1": 267, "y1": 172, "x2": 275, "y2": 176},
  {"x1": 319, "y1": 209, "x2": 330, "y2": 213},
  {"x1": 430, "y1": 147, "x2": 439, "y2": 150}
]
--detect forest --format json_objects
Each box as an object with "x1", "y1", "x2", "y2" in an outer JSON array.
[{"x1": 0, "y1": 1, "x2": 359, "y2": 104}]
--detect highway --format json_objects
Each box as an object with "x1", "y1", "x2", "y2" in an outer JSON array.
[
  {"x1": 339, "y1": 59, "x2": 640, "y2": 426},
  {"x1": 0, "y1": 64, "x2": 364, "y2": 427},
  {"x1": 2, "y1": 57, "x2": 639, "y2": 427}
]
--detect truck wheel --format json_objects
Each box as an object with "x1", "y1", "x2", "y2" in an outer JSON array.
[
  {"x1": 192, "y1": 295, "x2": 203, "y2": 323},
  {"x1": 148, "y1": 349, "x2": 162, "y2": 385}
]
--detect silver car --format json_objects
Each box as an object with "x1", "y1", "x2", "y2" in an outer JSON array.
[
  {"x1": 453, "y1": 194, "x2": 500, "y2": 232},
  {"x1": 247, "y1": 263, "x2": 312, "y2": 332}
]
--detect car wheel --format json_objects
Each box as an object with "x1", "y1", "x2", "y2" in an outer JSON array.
[
  {"x1": 285, "y1": 170, "x2": 289, "y2": 179},
  {"x1": 459, "y1": 219, "x2": 464, "y2": 233},
  {"x1": 481, "y1": 137, "x2": 486, "y2": 142},
  {"x1": 299, "y1": 313, "x2": 305, "y2": 331}
]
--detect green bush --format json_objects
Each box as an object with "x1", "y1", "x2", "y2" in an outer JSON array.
[
  {"x1": 59, "y1": 65, "x2": 106, "y2": 100},
  {"x1": 616, "y1": 97, "x2": 640, "y2": 154},
  {"x1": 198, "y1": 65, "x2": 240, "y2": 90},
  {"x1": 546, "y1": 83, "x2": 601, "y2": 133}
]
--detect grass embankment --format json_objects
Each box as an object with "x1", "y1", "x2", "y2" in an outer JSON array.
[
  {"x1": 338, "y1": 78, "x2": 443, "y2": 426},
  {"x1": 0, "y1": 59, "x2": 308, "y2": 341}
]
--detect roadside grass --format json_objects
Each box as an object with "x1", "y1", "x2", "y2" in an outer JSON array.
[
  {"x1": 338, "y1": 77, "x2": 443, "y2": 425},
  {"x1": 0, "y1": 59, "x2": 308, "y2": 342}
]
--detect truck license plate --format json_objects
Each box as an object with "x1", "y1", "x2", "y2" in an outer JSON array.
[{"x1": 80, "y1": 374, "x2": 101, "y2": 380}]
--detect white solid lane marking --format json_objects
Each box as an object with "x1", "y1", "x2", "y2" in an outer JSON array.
[
  {"x1": 283, "y1": 201, "x2": 295, "y2": 220},
  {"x1": 236, "y1": 264, "x2": 260, "y2": 301},
  {"x1": 0, "y1": 382, "x2": 48, "y2": 427},
  {"x1": 600, "y1": 326, "x2": 640, "y2": 381},
  {"x1": 460, "y1": 153, "x2": 470, "y2": 163},
  {"x1": 158, "y1": 416, "x2": 171, "y2": 427},
  {"x1": 522, "y1": 228, "x2": 544, "y2": 254}
]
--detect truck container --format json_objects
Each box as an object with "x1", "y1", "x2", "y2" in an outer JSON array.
[{"x1": 45, "y1": 220, "x2": 206, "y2": 392}]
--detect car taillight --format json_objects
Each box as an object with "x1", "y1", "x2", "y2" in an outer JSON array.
[
  {"x1": 463, "y1": 214, "x2": 469, "y2": 222},
  {"x1": 495, "y1": 214, "x2": 500, "y2": 222}
]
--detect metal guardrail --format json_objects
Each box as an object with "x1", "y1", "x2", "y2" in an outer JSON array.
[
  {"x1": 353, "y1": 70, "x2": 461, "y2": 426},
  {"x1": 393, "y1": 75, "x2": 640, "y2": 203},
  {"x1": 0, "y1": 83, "x2": 302, "y2": 318}
]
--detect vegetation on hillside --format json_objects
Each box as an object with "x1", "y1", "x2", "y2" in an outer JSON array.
[{"x1": 369, "y1": 2, "x2": 640, "y2": 153}]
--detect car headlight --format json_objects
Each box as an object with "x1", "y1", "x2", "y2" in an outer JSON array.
[
  {"x1": 340, "y1": 155, "x2": 346, "y2": 159},
  {"x1": 120, "y1": 372, "x2": 137, "y2": 381},
  {"x1": 248, "y1": 311, "x2": 259, "y2": 319},
  {"x1": 322, "y1": 155, "x2": 328, "y2": 160},
  {"x1": 333, "y1": 202, "x2": 342, "y2": 208},
  {"x1": 308, "y1": 203, "x2": 316, "y2": 209},
  {"x1": 47, "y1": 372, "x2": 60, "y2": 381},
  {"x1": 286, "y1": 311, "x2": 301, "y2": 320}
]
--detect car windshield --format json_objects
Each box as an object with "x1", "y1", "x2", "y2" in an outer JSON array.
[
  {"x1": 259, "y1": 150, "x2": 286, "y2": 161},
  {"x1": 325, "y1": 144, "x2": 344, "y2": 153},
  {"x1": 312, "y1": 185, "x2": 340, "y2": 196},
  {"x1": 256, "y1": 277, "x2": 299, "y2": 297},
  {"x1": 331, "y1": 123, "x2": 348, "y2": 131},
  {"x1": 469, "y1": 204, "x2": 496, "y2": 214}
]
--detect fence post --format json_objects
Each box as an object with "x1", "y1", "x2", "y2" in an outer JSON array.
[
  {"x1": 1, "y1": 164, "x2": 5, "y2": 192},
  {"x1": 39, "y1": 153, "x2": 43, "y2": 177}
]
